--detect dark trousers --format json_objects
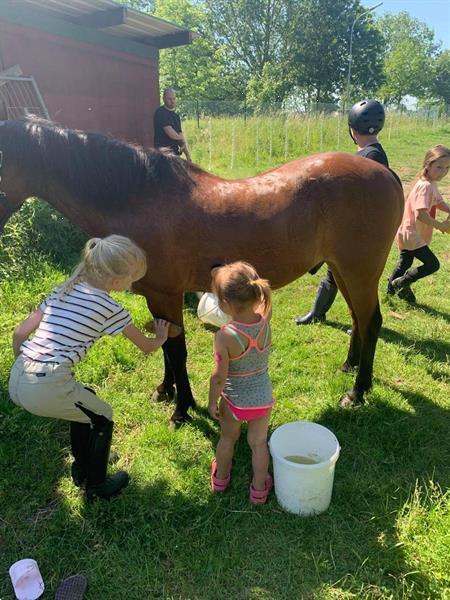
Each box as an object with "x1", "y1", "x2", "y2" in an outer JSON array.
[{"x1": 390, "y1": 246, "x2": 440, "y2": 284}]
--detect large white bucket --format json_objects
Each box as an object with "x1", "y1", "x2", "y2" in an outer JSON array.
[
  {"x1": 269, "y1": 421, "x2": 340, "y2": 516},
  {"x1": 197, "y1": 292, "x2": 231, "y2": 328}
]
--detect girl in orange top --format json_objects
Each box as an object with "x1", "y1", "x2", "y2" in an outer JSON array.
[{"x1": 388, "y1": 145, "x2": 450, "y2": 302}]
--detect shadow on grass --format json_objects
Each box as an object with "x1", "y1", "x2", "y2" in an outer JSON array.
[
  {"x1": 324, "y1": 316, "x2": 450, "y2": 366},
  {"x1": 380, "y1": 326, "x2": 450, "y2": 365},
  {"x1": 2, "y1": 371, "x2": 449, "y2": 599},
  {"x1": 314, "y1": 386, "x2": 449, "y2": 597},
  {"x1": 409, "y1": 301, "x2": 450, "y2": 323}
]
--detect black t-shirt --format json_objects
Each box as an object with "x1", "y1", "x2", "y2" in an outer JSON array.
[
  {"x1": 357, "y1": 143, "x2": 389, "y2": 168},
  {"x1": 153, "y1": 106, "x2": 182, "y2": 153}
]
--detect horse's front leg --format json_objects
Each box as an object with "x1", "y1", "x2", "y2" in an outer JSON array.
[
  {"x1": 163, "y1": 333, "x2": 196, "y2": 424},
  {"x1": 152, "y1": 349, "x2": 176, "y2": 403},
  {"x1": 145, "y1": 292, "x2": 195, "y2": 425}
]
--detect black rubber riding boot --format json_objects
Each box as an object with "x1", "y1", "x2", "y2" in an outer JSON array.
[
  {"x1": 84, "y1": 417, "x2": 129, "y2": 503},
  {"x1": 386, "y1": 279, "x2": 396, "y2": 295},
  {"x1": 391, "y1": 274, "x2": 416, "y2": 303},
  {"x1": 70, "y1": 421, "x2": 91, "y2": 487},
  {"x1": 295, "y1": 280, "x2": 338, "y2": 325}
]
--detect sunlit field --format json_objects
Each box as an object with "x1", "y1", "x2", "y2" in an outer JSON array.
[{"x1": 1, "y1": 117, "x2": 449, "y2": 599}]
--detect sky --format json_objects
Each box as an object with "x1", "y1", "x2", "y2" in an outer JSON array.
[{"x1": 374, "y1": 0, "x2": 450, "y2": 49}]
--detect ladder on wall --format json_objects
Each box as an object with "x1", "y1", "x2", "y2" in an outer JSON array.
[{"x1": 0, "y1": 65, "x2": 49, "y2": 119}]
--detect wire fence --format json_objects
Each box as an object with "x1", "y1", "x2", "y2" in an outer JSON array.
[
  {"x1": 177, "y1": 99, "x2": 449, "y2": 125},
  {"x1": 180, "y1": 102, "x2": 449, "y2": 174}
]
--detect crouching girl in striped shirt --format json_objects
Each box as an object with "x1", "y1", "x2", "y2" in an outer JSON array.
[{"x1": 9, "y1": 235, "x2": 169, "y2": 502}]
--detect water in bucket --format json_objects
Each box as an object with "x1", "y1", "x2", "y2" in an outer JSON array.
[{"x1": 269, "y1": 421, "x2": 340, "y2": 516}]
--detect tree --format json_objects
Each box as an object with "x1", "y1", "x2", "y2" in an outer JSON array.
[
  {"x1": 117, "y1": 0, "x2": 155, "y2": 12},
  {"x1": 288, "y1": 0, "x2": 384, "y2": 106},
  {"x1": 376, "y1": 12, "x2": 440, "y2": 107},
  {"x1": 431, "y1": 50, "x2": 450, "y2": 108},
  {"x1": 205, "y1": 0, "x2": 294, "y2": 86},
  {"x1": 153, "y1": 0, "x2": 243, "y2": 100}
]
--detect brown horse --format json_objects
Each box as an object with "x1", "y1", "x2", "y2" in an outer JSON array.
[{"x1": 0, "y1": 118, "x2": 403, "y2": 423}]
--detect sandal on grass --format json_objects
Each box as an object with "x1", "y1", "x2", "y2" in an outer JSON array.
[
  {"x1": 249, "y1": 474, "x2": 273, "y2": 505},
  {"x1": 210, "y1": 458, "x2": 230, "y2": 492},
  {"x1": 54, "y1": 575, "x2": 87, "y2": 600}
]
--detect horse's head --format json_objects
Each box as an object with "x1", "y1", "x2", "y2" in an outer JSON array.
[{"x1": 0, "y1": 120, "x2": 35, "y2": 232}]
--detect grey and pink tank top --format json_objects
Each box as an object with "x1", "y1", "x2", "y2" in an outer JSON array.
[{"x1": 221, "y1": 317, "x2": 273, "y2": 408}]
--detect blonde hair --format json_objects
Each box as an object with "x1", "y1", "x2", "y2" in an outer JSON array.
[
  {"x1": 211, "y1": 261, "x2": 272, "y2": 316},
  {"x1": 420, "y1": 145, "x2": 450, "y2": 180},
  {"x1": 59, "y1": 235, "x2": 147, "y2": 297}
]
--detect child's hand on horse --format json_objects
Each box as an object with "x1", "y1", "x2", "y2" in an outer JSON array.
[
  {"x1": 153, "y1": 319, "x2": 170, "y2": 341},
  {"x1": 145, "y1": 319, "x2": 182, "y2": 338}
]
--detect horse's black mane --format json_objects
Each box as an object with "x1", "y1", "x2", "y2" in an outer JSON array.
[{"x1": 0, "y1": 116, "x2": 194, "y2": 206}]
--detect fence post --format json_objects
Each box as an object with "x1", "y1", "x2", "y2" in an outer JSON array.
[
  {"x1": 208, "y1": 117, "x2": 212, "y2": 171},
  {"x1": 269, "y1": 121, "x2": 273, "y2": 162},
  {"x1": 284, "y1": 117, "x2": 288, "y2": 161},
  {"x1": 230, "y1": 122, "x2": 235, "y2": 170},
  {"x1": 336, "y1": 114, "x2": 341, "y2": 149},
  {"x1": 256, "y1": 122, "x2": 259, "y2": 167},
  {"x1": 320, "y1": 113, "x2": 324, "y2": 152},
  {"x1": 196, "y1": 99, "x2": 200, "y2": 129},
  {"x1": 306, "y1": 116, "x2": 311, "y2": 151}
]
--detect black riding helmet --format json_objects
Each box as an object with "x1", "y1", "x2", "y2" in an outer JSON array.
[{"x1": 348, "y1": 100, "x2": 385, "y2": 143}]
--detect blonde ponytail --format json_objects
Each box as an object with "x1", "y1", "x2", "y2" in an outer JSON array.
[{"x1": 59, "y1": 235, "x2": 147, "y2": 297}]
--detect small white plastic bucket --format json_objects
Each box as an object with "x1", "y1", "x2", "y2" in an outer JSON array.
[
  {"x1": 269, "y1": 421, "x2": 340, "y2": 516},
  {"x1": 197, "y1": 292, "x2": 231, "y2": 328},
  {"x1": 9, "y1": 558, "x2": 45, "y2": 600}
]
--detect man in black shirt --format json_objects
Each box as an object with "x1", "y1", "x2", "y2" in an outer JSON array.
[
  {"x1": 295, "y1": 100, "x2": 392, "y2": 326},
  {"x1": 153, "y1": 88, "x2": 191, "y2": 161}
]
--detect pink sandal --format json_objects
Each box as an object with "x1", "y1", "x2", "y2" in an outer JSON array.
[
  {"x1": 249, "y1": 474, "x2": 273, "y2": 505},
  {"x1": 210, "y1": 458, "x2": 231, "y2": 493}
]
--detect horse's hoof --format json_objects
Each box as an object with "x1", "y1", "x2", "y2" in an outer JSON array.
[
  {"x1": 339, "y1": 392, "x2": 364, "y2": 408},
  {"x1": 340, "y1": 362, "x2": 357, "y2": 373},
  {"x1": 169, "y1": 412, "x2": 193, "y2": 428},
  {"x1": 151, "y1": 389, "x2": 175, "y2": 404}
]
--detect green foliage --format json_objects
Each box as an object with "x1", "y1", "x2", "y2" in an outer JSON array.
[
  {"x1": 289, "y1": 0, "x2": 384, "y2": 105},
  {"x1": 122, "y1": 0, "x2": 443, "y2": 108},
  {"x1": 0, "y1": 200, "x2": 85, "y2": 282},
  {"x1": 116, "y1": 0, "x2": 155, "y2": 11},
  {"x1": 431, "y1": 50, "x2": 450, "y2": 108},
  {"x1": 246, "y1": 62, "x2": 291, "y2": 108},
  {"x1": 377, "y1": 12, "x2": 440, "y2": 107},
  {"x1": 154, "y1": 0, "x2": 241, "y2": 100}
]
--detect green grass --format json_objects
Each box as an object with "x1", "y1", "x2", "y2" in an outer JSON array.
[
  {"x1": 184, "y1": 113, "x2": 450, "y2": 180},
  {"x1": 0, "y1": 121, "x2": 449, "y2": 599}
]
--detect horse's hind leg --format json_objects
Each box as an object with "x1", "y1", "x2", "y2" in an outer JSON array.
[
  {"x1": 330, "y1": 269, "x2": 361, "y2": 370},
  {"x1": 334, "y1": 274, "x2": 382, "y2": 406}
]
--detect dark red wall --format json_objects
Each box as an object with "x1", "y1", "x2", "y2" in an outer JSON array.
[{"x1": 0, "y1": 21, "x2": 159, "y2": 147}]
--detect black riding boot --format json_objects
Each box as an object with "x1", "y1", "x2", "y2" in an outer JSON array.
[
  {"x1": 85, "y1": 417, "x2": 129, "y2": 502},
  {"x1": 69, "y1": 421, "x2": 91, "y2": 487},
  {"x1": 391, "y1": 273, "x2": 416, "y2": 303},
  {"x1": 295, "y1": 279, "x2": 338, "y2": 325},
  {"x1": 74, "y1": 403, "x2": 129, "y2": 502}
]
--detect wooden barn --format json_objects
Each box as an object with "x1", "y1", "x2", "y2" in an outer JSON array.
[{"x1": 0, "y1": 0, "x2": 195, "y2": 146}]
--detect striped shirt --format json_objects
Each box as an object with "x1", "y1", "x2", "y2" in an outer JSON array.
[{"x1": 21, "y1": 282, "x2": 131, "y2": 366}]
